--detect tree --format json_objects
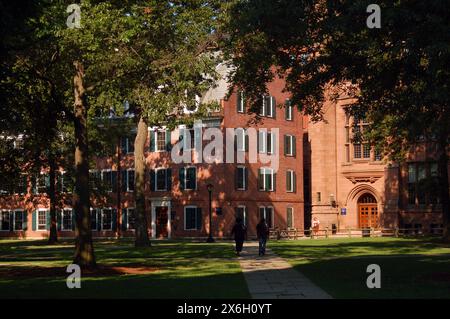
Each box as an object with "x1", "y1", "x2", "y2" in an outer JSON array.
[
  {"x1": 0, "y1": 0, "x2": 71, "y2": 244},
  {"x1": 222, "y1": 0, "x2": 450, "y2": 238},
  {"x1": 116, "y1": 1, "x2": 222, "y2": 247}
]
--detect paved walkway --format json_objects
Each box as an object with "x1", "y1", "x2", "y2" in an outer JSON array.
[{"x1": 238, "y1": 242, "x2": 332, "y2": 299}]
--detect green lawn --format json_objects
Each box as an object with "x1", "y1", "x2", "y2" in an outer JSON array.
[
  {"x1": 2, "y1": 237, "x2": 450, "y2": 299},
  {"x1": 0, "y1": 239, "x2": 249, "y2": 299},
  {"x1": 270, "y1": 237, "x2": 450, "y2": 299}
]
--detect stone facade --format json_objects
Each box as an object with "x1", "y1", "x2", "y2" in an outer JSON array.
[{"x1": 306, "y1": 93, "x2": 447, "y2": 233}]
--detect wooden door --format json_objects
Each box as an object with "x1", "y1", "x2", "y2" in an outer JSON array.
[
  {"x1": 156, "y1": 207, "x2": 168, "y2": 238},
  {"x1": 359, "y1": 204, "x2": 378, "y2": 229}
]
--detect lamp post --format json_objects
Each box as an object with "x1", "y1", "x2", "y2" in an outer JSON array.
[{"x1": 206, "y1": 183, "x2": 215, "y2": 243}]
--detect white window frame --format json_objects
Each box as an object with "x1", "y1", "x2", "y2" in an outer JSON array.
[
  {"x1": 183, "y1": 166, "x2": 197, "y2": 190},
  {"x1": 237, "y1": 91, "x2": 245, "y2": 113},
  {"x1": 121, "y1": 136, "x2": 134, "y2": 154},
  {"x1": 286, "y1": 100, "x2": 293, "y2": 121},
  {"x1": 285, "y1": 135, "x2": 294, "y2": 156},
  {"x1": 123, "y1": 169, "x2": 135, "y2": 192},
  {"x1": 37, "y1": 209, "x2": 48, "y2": 231},
  {"x1": 90, "y1": 208, "x2": 98, "y2": 231},
  {"x1": 126, "y1": 207, "x2": 135, "y2": 230},
  {"x1": 259, "y1": 167, "x2": 274, "y2": 191},
  {"x1": 101, "y1": 208, "x2": 113, "y2": 231},
  {"x1": 155, "y1": 168, "x2": 168, "y2": 191},
  {"x1": 36, "y1": 172, "x2": 48, "y2": 194},
  {"x1": 286, "y1": 170, "x2": 295, "y2": 193},
  {"x1": 267, "y1": 131, "x2": 275, "y2": 155},
  {"x1": 236, "y1": 128, "x2": 246, "y2": 152},
  {"x1": 0, "y1": 210, "x2": 12, "y2": 231},
  {"x1": 287, "y1": 207, "x2": 294, "y2": 229},
  {"x1": 236, "y1": 205, "x2": 247, "y2": 226},
  {"x1": 259, "y1": 206, "x2": 275, "y2": 229},
  {"x1": 265, "y1": 96, "x2": 274, "y2": 118},
  {"x1": 155, "y1": 130, "x2": 167, "y2": 152},
  {"x1": 236, "y1": 166, "x2": 247, "y2": 191},
  {"x1": 61, "y1": 208, "x2": 73, "y2": 231},
  {"x1": 89, "y1": 170, "x2": 101, "y2": 191},
  {"x1": 101, "y1": 169, "x2": 114, "y2": 193},
  {"x1": 13, "y1": 209, "x2": 25, "y2": 231},
  {"x1": 184, "y1": 205, "x2": 198, "y2": 231},
  {"x1": 258, "y1": 130, "x2": 267, "y2": 153},
  {"x1": 183, "y1": 128, "x2": 195, "y2": 151}
]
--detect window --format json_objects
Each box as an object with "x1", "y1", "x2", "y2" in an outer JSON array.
[
  {"x1": 236, "y1": 166, "x2": 247, "y2": 190},
  {"x1": 0, "y1": 211, "x2": 10, "y2": 231},
  {"x1": 38, "y1": 210, "x2": 47, "y2": 231},
  {"x1": 121, "y1": 170, "x2": 134, "y2": 192},
  {"x1": 90, "y1": 209, "x2": 98, "y2": 231},
  {"x1": 237, "y1": 91, "x2": 245, "y2": 113},
  {"x1": 156, "y1": 130, "x2": 167, "y2": 151},
  {"x1": 316, "y1": 192, "x2": 321, "y2": 202},
  {"x1": 363, "y1": 143, "x2": 371, "y2": 159},
  {"x1": 184, "y1": 206, "x2": 202, "y2": 230},
  {"x1": 14, "y1": 175, "x2": 27, "y2": 195},
  {"x1": 267, "y1": 132, "x2": 274, "y2": 154},
  {"x1": 287, "y1": 207, "x2": 294, "y2": 229},
  {"x1": 260, "y1": 95, "x2": 276, "y2": 118},
  {"x1": 235, "y1": 128, "x2": 247, "y2": 152},
  {"x1": 258, "y1": 130, "x2": 275, "y2": 154},
  {"x1": 35, "y1": 173, "x2": 49, "y2": 194},
  {"x1": 120, "y1": 135, "x2": 135, "y2": 154},
  {"x1": 150, "y1": 168, "x2": 171, "y2": 191},
  {"x1": 284, "y1": 135, "x2": 296, "y2": 156},
  {"x1": 102, "y1": 170, "x2": 117, "y2": 192},
  {"x1": 150, "y1": 129, "x2": 171, "y2": 152},
  {"x1": 285, "y1": 99, "x2": 293, "y2": 120},
  {"x1": 408, "y1": 162, "x2": 440, "y2": 206},
  {"x1": 235, "y1": 206, "x2": 247, "y2": 226},
  {"x1": 178, "y1": 128, "x2": 196, "y2": 151},
  {"x1": 259, "y1": 206, "x2": 274, "y2": 228},
  {"x1": 127, "y1": 208, "x2": 136, "y2": 230},
  {"x1": 62, "y1": 209, "x2": 72, "y2": 231},
  {"x1": 156, "y1": 169, "x2": 167, "y2": 191},
  {"x1": 258, "y1": 130, "x2": 267, "y2": 153},
  {"x1": 286, "y1": 170, "x2": 296, "y2": 193},
  {"x1": 259, "y1": 168, "x2": 275, "y2": 191},
  {"x1": 180, "y1": 167, "x2": 197, "y2": 190},
  {"x1": 353, "y1": 144, "x2": 362, "y2": 159},
  {"x1": 14, "y1": 210, "x2": 24, "y2": 230},
  {"x1": 89, "y1": 170, "x2": 101, "y2": 191},
  {"x1": 350, "y1": 114, "x2": 377, "y2": 161},
  {"x1": 102, "y1": 209, "x2": 112, "y2": 230}
]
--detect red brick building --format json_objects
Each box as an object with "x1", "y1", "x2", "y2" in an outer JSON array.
[{"x1": 0, "y1": 74, "x2": 305, "y2": 239}]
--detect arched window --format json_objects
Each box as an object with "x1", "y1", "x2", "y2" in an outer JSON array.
[{"x1": 358, "y1": 193, "x2": 377, "y2": 204}]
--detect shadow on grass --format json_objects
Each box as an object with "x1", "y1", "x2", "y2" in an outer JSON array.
[
  {"x1": 0, "y1": 239, "x2": 249, "y2": 298},
  {"x1": 292, "y1": 254, "x2": 450, "y2": 299}
]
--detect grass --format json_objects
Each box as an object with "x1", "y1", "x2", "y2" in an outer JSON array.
[
  {"x1": 0, "y1": 239, "x2": 249, "y2": 299},
  {"x1": 2, "y1": 237, "x2": 450, "y2": 299},
  {"x1": 269, "y1": 237, "x2": 450, "y2": 299}
]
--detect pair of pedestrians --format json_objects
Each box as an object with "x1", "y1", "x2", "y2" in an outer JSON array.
[{"x1": 230, "y1": 218, "x2": 269, "y2": 256}]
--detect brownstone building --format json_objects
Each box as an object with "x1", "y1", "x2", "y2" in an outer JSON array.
[
  {"x1": 0, "y1": 71, "x2": 304, "y2": 239},
  {"x1": 305, "y1": 92, "x2": 447, "y2": 234}
]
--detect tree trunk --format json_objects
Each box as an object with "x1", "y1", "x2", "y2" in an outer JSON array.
[
  {"x1": 134, "y1": 115, "x2": 151, "y2": 247},
  {"x1": 48, "y1": 154, "x2": 58, "y2": 244},
  {"x1": 437, "y1": 139, "x2": 450, "y2": 240},
  {"x1": 72, "y1": 61, "x2": 96, "y2": 268}
]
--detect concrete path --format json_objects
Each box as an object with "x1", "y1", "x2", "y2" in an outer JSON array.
[{"x1": 238, "y1": 242, "x2": 332, "y2": 299}]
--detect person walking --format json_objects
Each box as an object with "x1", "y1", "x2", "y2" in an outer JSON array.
[
  {"x1": 231, "y1": 217, "x2": 247, "y2": 256},
  {"x1": 256, "y1": 218, "x2": 269, "y2": 256}
]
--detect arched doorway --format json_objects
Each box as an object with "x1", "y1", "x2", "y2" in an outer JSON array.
[{"x1": 358, "y1": 193, "x2": 378, "y2": 229}]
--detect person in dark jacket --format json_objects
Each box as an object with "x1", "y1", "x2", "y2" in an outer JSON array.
[
  {"x1": 256, "y1": 218, "x2": 269, "y2": 256},
  {"x1": 231, "y1": 218, "x2": 247, "y2": 256}
]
